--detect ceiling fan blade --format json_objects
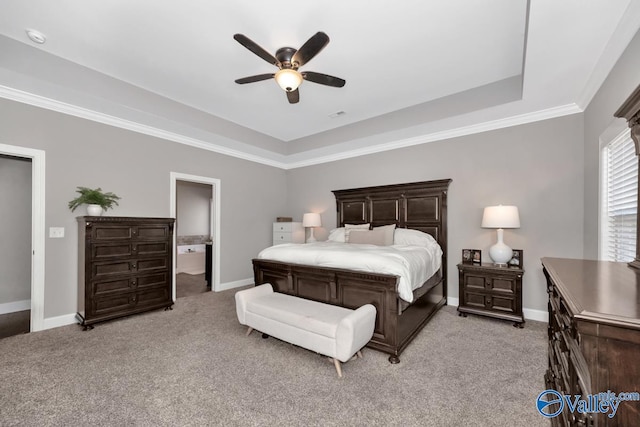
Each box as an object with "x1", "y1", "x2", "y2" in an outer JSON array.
[
  {"x1": 291, "y1": 32, "x2": 329, "y2": 68},
  {"x1": 235, "y1": 74, "x2": 274, "y2": 84},
  {"x1": 302, "y1": 71, "x2": 346, "y2": 88},
  {"x1": 286, "y1": 89, "x2": 300, "y2": 104},
  {"x1": 233, "y1": 34, "x2": 279, "y2": 67}
]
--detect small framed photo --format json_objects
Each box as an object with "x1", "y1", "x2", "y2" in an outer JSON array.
[
  {"x1": 462, "y1": 249, "x2": 481, "y2": 264},
  {"x1": 509, "y1": 249, "x2": 523, "y2": 268}
]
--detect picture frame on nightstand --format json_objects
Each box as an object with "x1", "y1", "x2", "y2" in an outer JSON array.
[
  {"x1": 462, "y1": 249, "x2": 481, "y2": 264},
  {"x1": 509, "y1": 249, "x2": 523, "y2": 268}
]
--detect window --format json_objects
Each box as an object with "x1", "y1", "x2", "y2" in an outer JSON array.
[{"x1": 601, "y1": 131, "x2": 637, "y2": 261}]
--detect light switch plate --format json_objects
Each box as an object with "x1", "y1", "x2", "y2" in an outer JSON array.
[{"x1": 49, "y1": 227, "x2": 64, "y2": 238}]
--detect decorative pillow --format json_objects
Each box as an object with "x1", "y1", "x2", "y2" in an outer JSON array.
[
  {"x1": 393, "y1": 228, "x2": 438, "y2": 248},
  {"x1": 348, "y1": 229, "x2": 387, "y2": 245},
  {"x1": 373, "y1": 224, "x2": 396, "y2": 246},
  {"x1": 327, "y1": 227, "x2": 346, "y2": 242},
  {"x1": 345, "y1": 223, "x2": 370, "y2": 241}
]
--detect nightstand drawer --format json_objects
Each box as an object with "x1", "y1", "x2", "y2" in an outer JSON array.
[
  {"x1": 463, "y1": 290, "x2": 516, "y2": 314},
  {"x1": 463, "y1": 273, "x2": 516, "y2": 294}
]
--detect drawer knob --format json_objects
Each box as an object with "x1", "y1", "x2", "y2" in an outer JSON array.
[{"x1": 131, "y1": 263, "x2": 137, "y2": 269}]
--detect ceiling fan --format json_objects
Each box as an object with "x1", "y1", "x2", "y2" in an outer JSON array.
[{"x1": 233, "y1": 31, "x2": 346, "y2": 104}]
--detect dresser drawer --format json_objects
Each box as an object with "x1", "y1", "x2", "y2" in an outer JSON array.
[
  {"x1": 92, "y1": 272, "x2": 169, "y2": 296},
  {"x1": 92, "y1": 256, "x2": 169, "y2": 278},
  {"x1": 90, "y1": 223, "x2": 170, "y2": 241},
  {"x1": 91, "y1": 241, "x2": 170, "y2": 260},
  {"x1": 273, "y1": 222, "x2": 295, "y2": 232},
  {"x1": 273, "y1": 232, "x2": 294, "y2": 243},
  {"x1": 91, "y1": 286, "x2": 170, "y2": 317}
]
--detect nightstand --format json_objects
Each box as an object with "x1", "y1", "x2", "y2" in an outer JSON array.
[{"x1": 457, "y1": 262, "x2": 525, "y2": 328}]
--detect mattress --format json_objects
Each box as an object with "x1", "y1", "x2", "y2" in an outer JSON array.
[{"x1": 256, "y1": 241, "x2": 442, "y2": 303}]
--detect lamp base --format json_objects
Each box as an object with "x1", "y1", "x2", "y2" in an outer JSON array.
[
  {"x1": 306, "y1": 228, "x2": 317, "y2": 243},
  {"x1": 489, "y1": 242, "x2": 513, "y2": 266}
]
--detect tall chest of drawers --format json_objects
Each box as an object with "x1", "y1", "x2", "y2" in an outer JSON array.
[
  {"x1": 541, "y1": 258, "x2": 640, "y2": 426},
  {"x1": 76, "y1": 216, "x2": 175, "y2": 328}
]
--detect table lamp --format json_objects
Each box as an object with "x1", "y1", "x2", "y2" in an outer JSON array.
[
  {"x1": 481, "y1": 205, "x2": 520, "y2": 266},
  {"x1": 302, "y1": 213, "x2": 321, "y2": 243}
]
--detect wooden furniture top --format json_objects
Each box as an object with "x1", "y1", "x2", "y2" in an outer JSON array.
[
  {"x1": 457, "y1": 262, "x2": 524, "y2": 274},
  {"x1": 541, "y1": 257, "x2": 640, "y2": 329}
]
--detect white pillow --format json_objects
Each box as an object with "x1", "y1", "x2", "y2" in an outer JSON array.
[
  {"x1": 327, "y1": 227, "x2": 346, "y2": 242},
  {"x1": 345, "y1": 223, "x2": 370, "y2": 242},
  {"x1": 393, "y1": 228, "x2": 438, "y2": 248}
]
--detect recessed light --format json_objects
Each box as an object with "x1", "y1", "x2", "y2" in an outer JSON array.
[
  {"x1": 25, "y1": 29, "x2": 46, "y2": 44},
  {"x1": 329, "y1": 111, "x2": 346, "y2": 118}
]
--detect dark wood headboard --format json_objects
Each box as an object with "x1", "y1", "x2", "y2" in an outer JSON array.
[{"x1": 332, "y1": 178, "x2": 451, "y2": 275}]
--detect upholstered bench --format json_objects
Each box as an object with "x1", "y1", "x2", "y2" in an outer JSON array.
[{"x1": 235, "y1": 283, "x2": 376, "y2": 377}]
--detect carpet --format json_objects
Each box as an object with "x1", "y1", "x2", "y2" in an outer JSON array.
[{"x1": 0, "y1": 287, "x2": 548, "y2": 426}]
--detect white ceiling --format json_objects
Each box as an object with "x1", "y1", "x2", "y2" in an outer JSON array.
[{"x1": 1, "y1": 0, "x2": 639, "y2": 168}]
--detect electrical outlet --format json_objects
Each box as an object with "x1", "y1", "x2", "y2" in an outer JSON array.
[{"x1": 49, "y1": 227, "x2": 65, "y2": 238}]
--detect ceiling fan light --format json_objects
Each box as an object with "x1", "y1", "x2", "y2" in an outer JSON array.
[{"x1": 275, "y1": 69, "x2": 303, "y2": 92}]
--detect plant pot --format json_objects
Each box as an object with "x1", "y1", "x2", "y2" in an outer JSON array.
[{"x1": 86, "y1": 204, "x2": 103, "y2": 216}]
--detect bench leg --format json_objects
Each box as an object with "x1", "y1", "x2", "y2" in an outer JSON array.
[
  {"x1": 356, "y1": 350, "x2": 363, "y2": 359},
  {"x1": 333, "y1": 358, "x2": 343, "y2": 378},
  {"x1": 246, "y1": 327, "x2": 253, "y2": 336}
]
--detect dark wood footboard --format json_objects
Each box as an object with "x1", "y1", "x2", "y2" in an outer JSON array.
[{"x1": 252, "y1": 258, "x2": 446, "y2": 362}]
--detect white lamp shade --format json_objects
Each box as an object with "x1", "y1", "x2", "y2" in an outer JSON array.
[
  {"x1": 302, "y1": 213, "x2": 321, "y2": 228},
  {"x1": 481, "y1": 205, "x2": 520, "y2": 229},
  {"x1": 275, "y1": 69, "x2": 303, "y2": 92}
]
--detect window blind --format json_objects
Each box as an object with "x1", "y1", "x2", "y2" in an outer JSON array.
[{"x1": 604, "y1": 132, "x2": 638, "y2": 262}]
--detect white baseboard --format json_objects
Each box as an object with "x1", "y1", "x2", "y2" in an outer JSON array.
[
  {"x1": 523, "y1": 308, "x2": 548, "y2": 323},
  {"x1": 0, "y1": 299, "x2": 31, "y2": 315},
  {"x1": 42, "y1": 313, "x2": 77, "y2": 330},
  {"x1": 446, "y1": 297, "x2": 548, "y2": 323},
  {"x1": 217, "y1": 277, "x2": 253, "y2": 292}
]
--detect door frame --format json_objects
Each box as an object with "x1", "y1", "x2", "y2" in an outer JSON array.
[
  {"x1": 169, "y1": 172, "x2": 221, "y2": 297},
  {"x1": 0, "y1": 143, "x2": 45, "y2": 331}
]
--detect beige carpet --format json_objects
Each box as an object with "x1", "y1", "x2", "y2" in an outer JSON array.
[{"x1": 0, "y1": 287, "x2": 548, "y2": 426}]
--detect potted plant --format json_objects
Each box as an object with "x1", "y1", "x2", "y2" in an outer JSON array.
[{"x1": 68, "y1": 186, "x2": 121, "y2": 216}]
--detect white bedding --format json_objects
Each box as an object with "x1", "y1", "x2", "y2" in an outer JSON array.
[{"x1": 256, "y1": 241, "x2": 442, "y2": 303}]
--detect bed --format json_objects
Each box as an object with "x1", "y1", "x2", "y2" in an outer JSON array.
[{"x1": 252, "y1": 179, "x2": 451, "y2": 363}]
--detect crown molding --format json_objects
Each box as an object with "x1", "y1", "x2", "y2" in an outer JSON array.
[
  {"x1": 283, "y1": 103, "x2": 583, "y2": 169},
  {"x1": 0, "y1": 85, "x2": 288, "y2": 169},
  {"x1": 1, "y1": 85, "x2": 582, "y2": 170}
]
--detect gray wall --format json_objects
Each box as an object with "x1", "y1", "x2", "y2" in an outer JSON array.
[
  {"x1": 583, "y1": 29, "x2": 640, "y2": 259},
  {"x1": 286, "y1": 114, "x2": 586, "y2": 312},
  {"x1": 0, "y1": 98, "x2": 287, "y2": 318},
  {"x1": 176, "y1": 181, "x2": 211, "y2": 238},
  {"x1": 0, "y1": 155, "x2": 32, "y2": 304}
]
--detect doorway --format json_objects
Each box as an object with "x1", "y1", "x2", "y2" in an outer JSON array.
[
  {"x1": 0, "y1": 143, "x2": 45, "y2": 333},
  {"x1": 170, "y1": 173, "x2": 220, "y2": 301}
]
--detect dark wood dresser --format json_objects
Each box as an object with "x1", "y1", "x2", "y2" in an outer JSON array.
[
  {"x1": 542, "y1": 257, "x2": 640, "y2": 426},
  {"x1": 457, "y1": 262, "x2": 525, "y2": 327},
  {"x1": 76, "y1": 216, "x2": 175, "y2": 329}
]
